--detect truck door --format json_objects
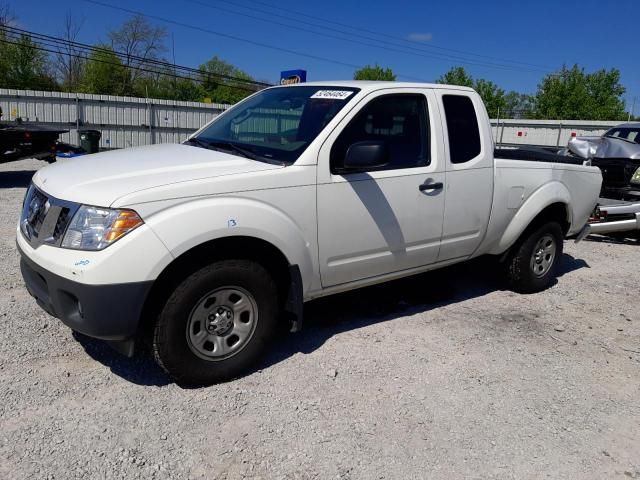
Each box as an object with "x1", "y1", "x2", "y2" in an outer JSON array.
[
  {"x1": 317, "y1": 89, "x2": 446, "y2": 287},
  {"x1": 436, "y1": 92, "x2": 494, "y2": 261}
]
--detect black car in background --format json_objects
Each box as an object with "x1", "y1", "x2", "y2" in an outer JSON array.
[{"x1": 0, "y1": 120, "x2": 68, "y2": 164}]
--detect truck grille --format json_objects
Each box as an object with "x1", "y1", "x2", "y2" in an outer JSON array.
[
  {"x1": 20, "y1": 185, "x2": 79, "y2": 247},
  {"x1": 53, "y1": 207, "x2": 71, "y2": 242}
]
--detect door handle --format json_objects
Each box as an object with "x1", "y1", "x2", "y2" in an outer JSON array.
[{"x1": 418, "y1": 181, "x2": 443, "y2": 192}]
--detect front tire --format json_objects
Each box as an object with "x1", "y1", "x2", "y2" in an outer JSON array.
[
  {"x1": 506, "y1": 221, "x2": 563, "y2": 293},
  {"x1": 152, "y1": 260, "x2": 279, "y2": 386}
]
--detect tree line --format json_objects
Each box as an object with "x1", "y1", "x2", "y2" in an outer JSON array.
[
  {"x1": 353, "y1": 64, "x2": 632, "y2": 121},
  {"x1": 0, "y1": 2, "x2": 633, "y2": 121},
  {"x1": 0, "y1": 7, "x2": 261, "y2": 104}
]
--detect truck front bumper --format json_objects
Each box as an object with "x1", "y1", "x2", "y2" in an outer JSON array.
[{"x1": 18, "y1": 243, "x2": 153, "y2": 356}]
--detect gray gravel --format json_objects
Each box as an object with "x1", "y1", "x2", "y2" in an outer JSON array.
[{"x1": 1, "y1": 158, "x2": 639, "y2": 480}]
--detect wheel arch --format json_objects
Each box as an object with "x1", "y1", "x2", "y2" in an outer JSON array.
[
  {"x1": 138, "y1": 235, "x2": 304, "y2": 341},
  {"x1": 490, "y1": 181, "x2": 572, "y2": 255}
]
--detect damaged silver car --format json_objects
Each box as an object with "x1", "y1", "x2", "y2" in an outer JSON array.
[{"x1": 561, "y1": 123, "x2": 640, "y2": 200}]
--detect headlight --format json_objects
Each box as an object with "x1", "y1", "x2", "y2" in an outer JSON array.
[
  {"x1": 61, "y1": 206, "x2": 143, "y2": 251},
  {"x1": 632, "y1": 167, "x2": 640, "y2": 184}
]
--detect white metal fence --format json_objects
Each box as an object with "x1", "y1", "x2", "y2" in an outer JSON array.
[
  {"x1": 0, "y1": 89, "x2": 231, "y2": 149},
  {"x1": 490, "y1": 118, "x2": 621, "y2": 147},
  {"x1": 0, "y1": 88, "x2": 626, "y2": 150}
]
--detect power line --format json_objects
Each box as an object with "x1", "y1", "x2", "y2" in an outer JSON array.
[
  {"x1": 218, "y1": 0, "x2": 553, "y2": 71},
  {"x1": 1, "y1": 26, "x2": 259, "y2": 88},
  {"x1": 184, "y1": 0, "x2": 549, "y2": 74},
  {"x1": 0, "y1": 26, "x2": 271, "y2": 92},
  {"x1": 81, "y1": 0, "x2": 432, "y2": 82},
  {"x1": 1, "y1": 25, "x2": 271, "y2": 89},
  {"x1": 0, "y1": 30, "x2": 264, "y2": 94}
]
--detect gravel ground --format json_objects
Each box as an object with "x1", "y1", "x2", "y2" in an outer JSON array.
[{"x1": 1, "y1": 158, "x2": 639, "y2": 480}]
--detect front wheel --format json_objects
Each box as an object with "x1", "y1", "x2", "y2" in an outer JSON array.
[
  {"x1": 152, "y1": 260, "x2": 279, "y2": 386},
  {"x1": 506, "y1": 222, "x2": 563, "y2": 293}
]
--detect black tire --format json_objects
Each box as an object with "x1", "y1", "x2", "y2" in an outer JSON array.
[
  {"x1": 152, "y1": 259, "x2": 279, "y2": 386},
  {"x1": 506, "y1": 221, "x2": 564, "y2": 294}
]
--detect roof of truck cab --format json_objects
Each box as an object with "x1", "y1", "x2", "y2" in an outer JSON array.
[{"x1": 273, "y1": 81, "x2": 476, "y2": 93}]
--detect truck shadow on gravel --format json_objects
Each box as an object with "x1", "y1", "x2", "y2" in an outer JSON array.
[
  {"x1": 72, "y1": 333, "x2": 172, "y2": 387},
  {"x1": 0, "y1": 170, "x2": 37, "y2": 188},
  {"x1": 257, "y1": 253, "x2": 588, "y2": 373},
  {"x1": 585, "y1": 234, "x2": 639, "y2": 245},
  {"x1": 70, "y1": 253, "x2": 587, "y2": 387}
]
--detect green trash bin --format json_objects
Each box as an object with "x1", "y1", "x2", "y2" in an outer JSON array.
[{"x1": 79, "y1": 129, "x2": 101, "y2": 154}]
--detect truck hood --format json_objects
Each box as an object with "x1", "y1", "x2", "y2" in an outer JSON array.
[{"x1": 33, "y1": 143, "x2": 282, "y2": 206}]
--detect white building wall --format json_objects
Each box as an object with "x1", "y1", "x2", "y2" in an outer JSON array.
[
  {"x1": 1, "y1": 88, "x2": 627, "y2": 150},
  {"x1": 0, "y1": 89, "x2": 230, "y2": 150}
]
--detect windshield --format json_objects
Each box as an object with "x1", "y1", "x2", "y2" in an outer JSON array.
[
  {"x1": 192, "y1": 86, "x2": 360, "y2": 164},
  {"x1": 604, "y1": 127, "x2": 640, "y2": 143}
]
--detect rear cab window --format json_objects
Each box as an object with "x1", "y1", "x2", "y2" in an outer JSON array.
[{"x1": 442, "y1": 94, "x2": 481, "y2": 164}]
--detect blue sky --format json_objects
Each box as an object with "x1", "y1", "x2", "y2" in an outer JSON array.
[{"x1": 9, "y1": 0, "x2": 640, "y2": 109}]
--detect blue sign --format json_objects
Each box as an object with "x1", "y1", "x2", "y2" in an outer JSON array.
[{"x1": 280, "y1": 70, "x2": 307, "y2": 85}]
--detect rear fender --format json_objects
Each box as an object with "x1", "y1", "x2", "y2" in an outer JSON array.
[{"x1": 490, "y1": 181, "x2": 571, "y2": 255}]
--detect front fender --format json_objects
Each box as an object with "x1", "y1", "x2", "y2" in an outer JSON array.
[
  {"x1": 490, "y1": 181, "x2": 571, "y2": 255},
  {"x1": 144, "y1": 196, "x2": 316, "y2": 294}
]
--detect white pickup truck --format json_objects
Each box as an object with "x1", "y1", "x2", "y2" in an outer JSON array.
[{"x1": 17, "y1": 82, "x2": 602, "y2": 385}]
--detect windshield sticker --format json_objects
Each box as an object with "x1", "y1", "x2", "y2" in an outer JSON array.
[{"x1": 310, "y1": 90, "x2": 354, "y2": 100}]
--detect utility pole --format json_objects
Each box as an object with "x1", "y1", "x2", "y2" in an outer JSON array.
[
  {"x1": 628, "y1": 97, "x2": 637, "y2": 122},
  {"x1": 495, "y1": 107, "x2": 500, "y2": 146}
]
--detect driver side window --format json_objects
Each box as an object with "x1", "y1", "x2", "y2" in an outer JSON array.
[{"x1": 330, "y1": 93, "x2": 430, "y2": 173}]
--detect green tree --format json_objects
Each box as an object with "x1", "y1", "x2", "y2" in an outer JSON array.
[
  {"x1": 0, "y1": 34, "x2": 57, "y2": 90},
  {"x1": 0, "y1": 4, "x2": 13, "y2": 87},
  {"x1": 436, "y1": 66, "x2": 473, "y2": 87},
  {"x1": 534, "y1": 64, "x2": 626, "y2": 120},
  {"x1": 0, "y1": 6, "x2": 57, "y2": 91},
  {"x1": 353, "y1": 64, "x2": 396, "y2": 81},
  {"x1": 138, "y1": 74, "x2": 206, "y2": 102},
  {"x1": 80, "y1": 45, "x2": 126, "y2": 95},
  {"x1": 473, "y1": 78, "x2": 507, "y2": 118},
  {"x1": 199, "y1": 56, "x2": 256, "y2": 104},
  {"x1": 503, "y1": 91, "x2": 536, "y2": 118},
  {"x1": 437, "y1": 67, "x2": 511, "y2": 117},
  {"x1": 169, "y1": 78, "x2": 206, "y2": 101},
  {"x1": 108, "y1": 14, "x2": 168, "y2": 96}
]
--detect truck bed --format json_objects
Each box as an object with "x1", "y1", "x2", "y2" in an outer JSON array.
[{"x1": 495, "y1": 146, "x2": 585, "y2": 165}]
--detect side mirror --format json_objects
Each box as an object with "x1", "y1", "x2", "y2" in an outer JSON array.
[{"x1": 342, "y1": 141, "x2": 389, "y2": 172}]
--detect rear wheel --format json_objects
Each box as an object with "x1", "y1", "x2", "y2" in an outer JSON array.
[
  {"x1": 152, "y1": 260, "x2": 279, "y2": 386},
  {"x1": 506, "y1": 221, "x2": 563, "y2": 293}
]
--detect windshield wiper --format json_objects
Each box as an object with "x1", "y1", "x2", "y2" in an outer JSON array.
[
  {"x1": 184, "y1": 136, "x2": 212, "y2": 149},
  {"x1": 206, "y1": 140, "x2": 285, "y2": 165},
  {"x1": 185, "y1": 136, "x2": 285, "y2": 165},
  {"x1": 206, "y1": 140, "x2": 259, "y2": 160}
]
